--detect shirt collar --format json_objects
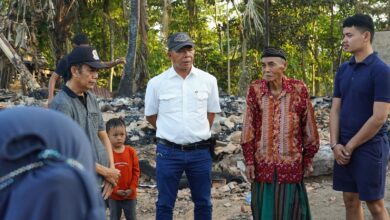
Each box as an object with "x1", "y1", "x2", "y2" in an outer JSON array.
[
  {"x1": 63, "y1": 85, "x2": 87, "y2": 98},
  {"x1": 348, "y1": 52, "x2": 377, "y2": 65},
  {"x1": 259, "y1": 76, "x2": 294, "y2": 96},
  {"x1": 167, "y1": 66, "x2": 198, "y2": 79}
]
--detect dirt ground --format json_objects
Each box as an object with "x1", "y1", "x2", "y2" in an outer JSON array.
[{"x1": 134, "y1": 172, "x2": 390, "y2": 220}]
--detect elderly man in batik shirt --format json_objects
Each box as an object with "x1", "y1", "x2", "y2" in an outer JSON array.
[{"x1": 241, "y1": 47, "x2": 320, "y2": 220}]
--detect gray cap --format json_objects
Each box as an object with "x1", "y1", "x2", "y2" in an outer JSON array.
[{"x1": 167, "y1": 32, "x2": 194, "y2": 51}]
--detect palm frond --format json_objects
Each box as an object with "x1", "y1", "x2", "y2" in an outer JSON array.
[{"x1": 243, "y1": 0, "x2": 264, "y2": 36}]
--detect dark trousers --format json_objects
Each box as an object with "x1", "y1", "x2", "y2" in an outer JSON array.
[
  {"x1": 155, "y1": 143, "x2": 213, "y2": 220},
  {"x1": 108, "y1": 199, "x2": 137, "y2": 220}
]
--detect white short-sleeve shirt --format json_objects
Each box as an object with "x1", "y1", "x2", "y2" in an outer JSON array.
[{"x1": 144, "y1": 66, "x2": 221, "y2": 144}]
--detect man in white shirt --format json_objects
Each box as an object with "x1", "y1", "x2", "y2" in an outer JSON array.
[{"x1": 145, "y1": 32, "x2": 221, "y2": 220}]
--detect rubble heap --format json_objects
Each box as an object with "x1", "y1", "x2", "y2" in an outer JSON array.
[
  {"x1": 98, "y1": 94, "x2": 335, "y2": 182},
  {"x1": 0, "y1": 89, "x2": 336, "y2": 181}
]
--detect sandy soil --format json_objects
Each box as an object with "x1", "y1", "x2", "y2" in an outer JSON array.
[{"x1": 134, "y1": 172, "x2": 390, "y2": 220}]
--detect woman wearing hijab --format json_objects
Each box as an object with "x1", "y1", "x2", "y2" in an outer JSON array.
[{"x1": 0, "y1": 107, "x2": 106, "y2": 220}]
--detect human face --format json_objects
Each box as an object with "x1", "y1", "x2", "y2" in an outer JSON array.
[
  {"x1": 107, "y1": 126, "x2": 126, "y2": 149},
  {"x1": 71, "y1": 64, "x2": 98, "y2": 91},
  {"x1": 261, "y1": 57, "x2": 287, "y2": 83},
  {"x1": 168, "y1": 46, "x2": 195, "y2": 73},
  {"x1": 342, "y1": 26, "x2": 370, "y2": 54}
]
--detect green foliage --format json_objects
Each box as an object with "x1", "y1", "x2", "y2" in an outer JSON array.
[
  {"x1": 147, "y1": 29, "x2": 171, "y2": 77},
  {"x1": 2, "y1": 0, "x2": 389, "y2": 95},
  {"x1": 72, "y1": 0, "x2": 129, "y2": 90},
  {"x1": 265, "y1": 0, "x2": 380, "y2": 96}
]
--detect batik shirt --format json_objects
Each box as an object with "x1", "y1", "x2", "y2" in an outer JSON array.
[{"x1": 241, "y1": 77, "x2": 319, "y2": 183}]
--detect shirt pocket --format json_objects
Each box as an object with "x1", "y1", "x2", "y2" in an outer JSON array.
[
  {"x1": 88, "y1": 112, "x2": 100, "y2": 130},
  {"x1": 193, "y1": 90, "x2": 208, "y2": 112},
  {"x1": 158, "y1": 94, "x2": 181, "y2": 113}
]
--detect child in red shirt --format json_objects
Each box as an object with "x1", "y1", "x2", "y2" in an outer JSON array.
[{"x1": 106, "y1": 118, "x2": 140, "y2": 220}]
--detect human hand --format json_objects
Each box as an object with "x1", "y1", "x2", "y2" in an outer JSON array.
[
  {"x1": 116, "y1": 190, "x2": 127, "y2": 197},
  {"x1": 340, "y1": 144, "x2": 354, "y2": 165},
  {"x1": 114, "y1": 57, "x2": 126, "y2": 65},
  {"x1": 245, "y1": 165, "x2": 255, "y2": 183},
  {"x1": 102, "y1": 180, "x2": 114, "y2": 200},
  {"x1": 124, "y1": 189, "x2": 132, "y2": 197},
  {"x1": 304, "y1": 163, "x2": 314, "y2": 177},
  {"x1": 104, "y1": 167, "x2": 120, "y2": 186},
  {"x1": 333, "y1": 144, "x2": 351, "y2": 165},
  {"x1": 344, "y1": 144, "x2": 354, "y2": 156}
]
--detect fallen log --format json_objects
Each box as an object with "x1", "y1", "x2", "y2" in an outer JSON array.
[{"x1": 0, "y1": 33, "x2": 40, "y2": 93}]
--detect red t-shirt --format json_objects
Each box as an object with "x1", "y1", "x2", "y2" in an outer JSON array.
[{"x1": 110, "y1": 146, "x2": 140, "y2": 200}]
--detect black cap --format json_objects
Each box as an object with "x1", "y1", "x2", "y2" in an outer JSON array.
[
  {"x1": 261, "y1": 47, "x2": 287, "y2": 61},
  {"x1": 67, "y1": 46, "x2": 107, "y2": 69},
  {"x1": 167, "y1": 32, "x2": 194, "y2": 51}
]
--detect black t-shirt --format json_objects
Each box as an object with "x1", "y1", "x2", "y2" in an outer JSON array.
[{"x1": 54, "y1": 54, "x2": 70, "y2": 82}]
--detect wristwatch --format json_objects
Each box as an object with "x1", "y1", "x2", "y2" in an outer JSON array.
[{"x1": 330, "y1": 143, "x2": 338, "y2": 150}]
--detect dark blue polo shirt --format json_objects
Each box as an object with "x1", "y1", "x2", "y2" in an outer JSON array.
[{"x1": 334, "y1": 52, "x2": 390, "y2": 144}]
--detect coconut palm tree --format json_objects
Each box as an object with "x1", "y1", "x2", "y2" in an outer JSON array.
[{"x1": 238, "y1": 0, "x2": 264, "y2": 96}]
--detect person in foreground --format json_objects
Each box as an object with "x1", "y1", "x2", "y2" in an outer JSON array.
[
  {"x1": 330, "y1": 13, "x2": 390, "y2": 220},
  {"x1": 50, "y1": 46, "x2": 120, "y2": 200},
  {"x1": 0, "y1": 107, "x2": 106, "y2": 220},
  {"x1": 241, "y1": 47, "x2": 320, "y2": 220},
  {"x1": 107, "y1": 118, "x2": 140, "y2": 220},
  {"x1": 144, "y1": 32, "x2": 221, "y2": 220}
]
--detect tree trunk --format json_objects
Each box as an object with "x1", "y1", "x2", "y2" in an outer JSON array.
[
  {"x1": 118, "y1": 0, "x2": 139, "y2": 97},
  {"x1": 161, "y1": 0, "x2": 170, "y2": 39},
  {"x1": 329, "y1": 2, "x2": 337, "y2": 96},
  {"x1": 50, "y1": 0, "x2": 77, "y2": 64},
  {"x1": 187, "y1": 0, "x2": 197, "y2": 28},
  {"x1": 109, "y1": 21, "x2": 114, "y2": 92},
  {"x1": 214, "y1": 0, "x2": 223, "y2": 55},
  {"x1": 387, "y1": 0, "x2": 390, "y2": 30},
  {"x1": 263, "y1": 0, "x2": 270, "y2": 46},
  {"x1": 238, "y1": 35, "x2": 249, "y2": 96},
  {"x1": 311, "y1": 64, "x2": 315, "y2": 95},
  {"x1": 226, "y1": 0, "x2": 231, "y2": 95},
  {"x1": 133, "y1": 0, "x2": 149, "y2": 93},
  {"x1": 103, "y1": 0, "x2": 114, "y2": 92},
  {"x1": 102, "y1": 0, "x2": 109, "y2": 60},
  {"x1": 301, "y1": 46, "x2": 307, "y2": 83}
]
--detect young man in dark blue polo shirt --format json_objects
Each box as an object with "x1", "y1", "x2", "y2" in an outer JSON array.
[{"x1": 330, "y1": 14, "x2": 390, "y2": 220}]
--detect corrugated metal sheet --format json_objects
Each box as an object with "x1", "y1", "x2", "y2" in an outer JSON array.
[{"x1": 90, "y1": 86, "x2": 112, "y2": 99}]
